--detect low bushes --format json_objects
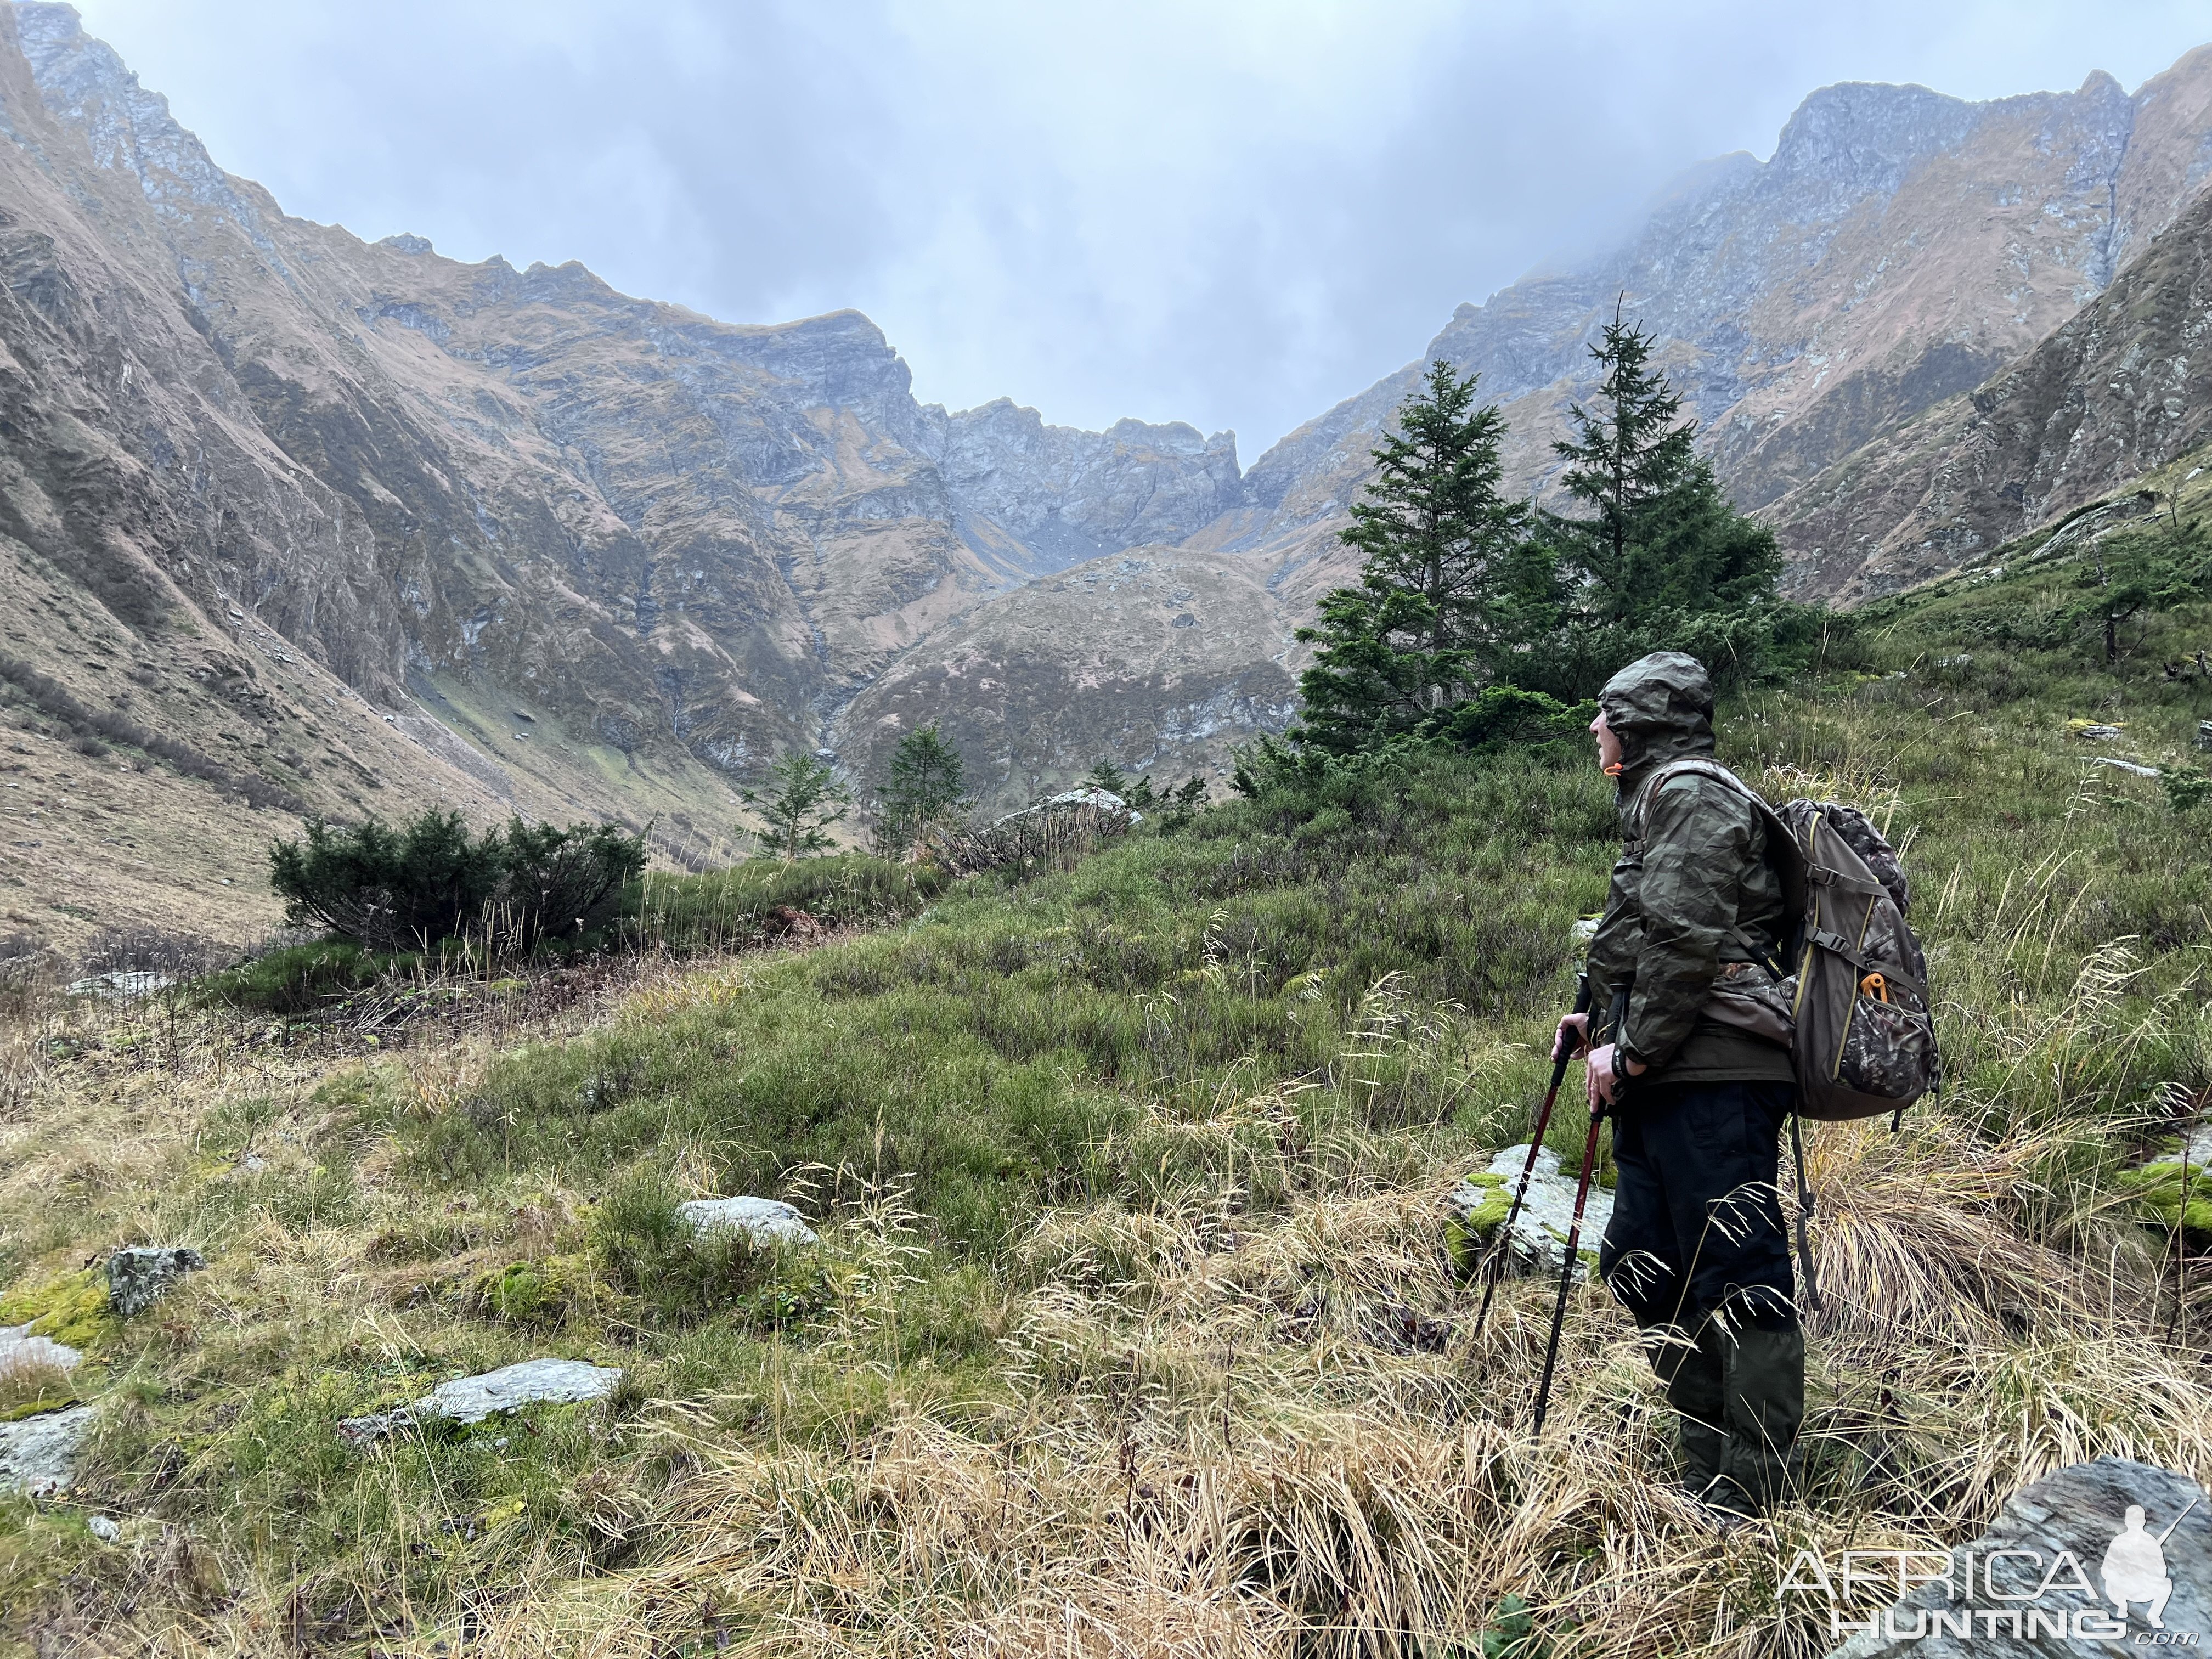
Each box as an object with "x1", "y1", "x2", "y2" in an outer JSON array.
[
  {"x1": 269, "y1": 810, "x2": 646, "y2": 953},
  {"x1": 196, "y1": 939, "x2": 395, "y2": 1015}
]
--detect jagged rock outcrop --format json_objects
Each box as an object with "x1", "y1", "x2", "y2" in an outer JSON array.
[
  {"x1": 1227, "y1": 51, "x2": 2212, "y2": 611},
  {"x1": 1771, "y1": 180, "x2": 2212, "y2": 596},
  {"x1": 922, "y1": 400, "x2": 1242, "y2": 575}
]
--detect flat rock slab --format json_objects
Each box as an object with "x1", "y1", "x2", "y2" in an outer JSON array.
[
  {"x1": 1449, "y1": 1145, "x2": 1615, "y2": 1276},
  {"x1": 0, "y1": 1321, "x2": 82, "y2": 1376},
  {"x1": 107, "y1": 1245, "x2": 205, "y2": 1318},
  {"x1": 1824, "y1": 1455, "x2": 2212, "y2": 1654},
  {"x1": 0, "y1": 1406, "x2": 96, "y2": 1496},
  {"x1": 674, "y1": 1196, "x2": 819, "y2": 1248},
  {"x1": 340, "y1": 1358, "x2": 622, "y2": 1443}
]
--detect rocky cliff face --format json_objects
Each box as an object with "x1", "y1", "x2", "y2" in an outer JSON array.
[
  {"x1": 1769, "y1": 181, "x2": 2212, "y2": 596},
  {"x1": 0, "y1": 2, "x2": 1260, "y2": 945},
  {"x1": 836, "y1": 548, "x2": 1297, "y2": 817},
  {"x1": 1228, "y1": 49, "x2": 2212, "y2": 610}
]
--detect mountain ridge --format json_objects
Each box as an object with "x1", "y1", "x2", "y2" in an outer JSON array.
[{"x1": 5, "y1": 1, "x2": 2212, "y2": 954}]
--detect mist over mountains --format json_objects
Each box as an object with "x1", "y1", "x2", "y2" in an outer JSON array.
[{"x1": 4, "y1": 0, "x2": 2212, "y2": 944}]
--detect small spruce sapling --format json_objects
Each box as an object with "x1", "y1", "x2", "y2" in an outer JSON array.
[
  {"x1": 1082, "y1": 759, "x2": 1131, "y2": 799},
  {"x1": 874, "y1": 724, "x2": 970, "y2": 855},
  {"x1": 743, "y1": 752, "x2": 849, "y2": 861}
]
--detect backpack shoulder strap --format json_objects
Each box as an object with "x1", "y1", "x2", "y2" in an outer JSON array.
[{"x1": 1633, "y1": 759, "x2": 1808, "y2": 918}]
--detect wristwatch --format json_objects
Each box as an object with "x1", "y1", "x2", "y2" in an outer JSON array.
[{"x1": 1612, "y1": 1046, "x2": 1632, "y2": 1082}]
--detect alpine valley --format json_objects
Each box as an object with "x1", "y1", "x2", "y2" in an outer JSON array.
[{"x1": 5, "y1": 1, "x2": 2212, "y2": 946}]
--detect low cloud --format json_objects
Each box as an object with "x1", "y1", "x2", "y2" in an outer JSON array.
[{"x1": 69, "y1": 0, "x2": 2212, "y2": 457}]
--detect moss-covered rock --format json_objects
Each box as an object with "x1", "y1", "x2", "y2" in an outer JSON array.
[
  {"x1": 0, "y1": 1270, "x2": 119, "y2": 1352},
  {"x1": 2120, "y1": 1158, "x2": 2212, "y2": 1236},
  {"x1": 472, "y1": 1255, "x2": 608, "y2": 1327}
]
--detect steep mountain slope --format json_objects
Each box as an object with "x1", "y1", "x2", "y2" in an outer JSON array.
[
  {"x1": 1228, "y1": 50, "x2": 2212, "y2": 611},
  {"x1": 834, "y1": 549, "x2": 1297, "y2": 815},
  {"x1": 1770, "y1": 180, "x2": 2212, "y2": 596},
  {"x1": 0, "y1": 2, "x2": 1252, "y2": 946}
]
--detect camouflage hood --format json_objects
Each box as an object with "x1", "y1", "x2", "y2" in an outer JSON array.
[{"x1": 1598, "y1": 651, "x2": 1716, "y2": 794}]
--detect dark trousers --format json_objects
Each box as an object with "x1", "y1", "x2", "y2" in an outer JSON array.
[{"x1": 1598, "y1": 1078, "x2": 1803, "y2": 1511}]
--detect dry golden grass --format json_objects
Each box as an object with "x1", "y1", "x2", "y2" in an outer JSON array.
[{"x1": 9, "y1": 986, "x2": 2205, "y2": 1659}]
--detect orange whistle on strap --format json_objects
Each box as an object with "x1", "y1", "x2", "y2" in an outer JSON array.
[{"x1": 1859, "y1": 972, "x2": 1890, "y2": 1003}]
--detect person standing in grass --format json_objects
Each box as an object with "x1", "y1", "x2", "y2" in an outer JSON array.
[{"x1": 1554, "y1": 650, "x2": 1801, "y2": 1519}]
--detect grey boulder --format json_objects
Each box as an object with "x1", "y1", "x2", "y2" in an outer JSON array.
[
  {"x1": 340, "y1": 1358, "x2": 622, "y2": 1443},
  {"x1": 0, "y1": 1406, "x2": 97, "y2": 1497},
  {"x1": 1448, "y1": 1144, "x2": 1615, "y2": 1277},
  {"x1": 674, "y1": 1195, "x2": 819, "y2": 1248},
  {"x1": 106, "y1": 1246, "x2": 206, "y2": 1318},
  {"x1": 1825, "y1": 1455, "x2": 2211, "y2": 1655}
]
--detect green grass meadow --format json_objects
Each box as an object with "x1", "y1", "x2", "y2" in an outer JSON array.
[{"x1": 3, "y1": 504, "x2": 2212, "y2": 1655}]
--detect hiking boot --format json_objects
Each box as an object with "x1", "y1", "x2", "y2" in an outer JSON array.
[
  {"x1": 1718, "y1": 1324, "x2": 1803, "y2": 1514},
  {"x1": 1691, "y1": 1482, "x2": 1763, "y2": 1534}
]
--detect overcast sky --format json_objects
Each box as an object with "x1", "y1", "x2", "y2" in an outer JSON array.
[{"x1": 63, "y1": 0, "x2": 2212, "y2": 459}]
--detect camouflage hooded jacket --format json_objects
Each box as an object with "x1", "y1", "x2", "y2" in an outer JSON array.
[{"x1": 1585, "y1": 651, "x2": 1795, "y2": 1087}]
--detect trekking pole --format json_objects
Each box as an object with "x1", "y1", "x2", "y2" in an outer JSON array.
[
  {"x1": 1472, "y1": 974, "x2": 1590, "y2": 1343},
  {"x1": 1531, "y1": 984, "x2": 1628, "y2": 1440},
  {"x1": 1530, "y1": 1099, "x2": 1606, "y2": 1438}
]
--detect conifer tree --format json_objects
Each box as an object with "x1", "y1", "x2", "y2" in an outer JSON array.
[
  {"x1": 875, "y1": 724, "x2": 969, "y2": 853},
  {"x1": 743, "y1": 751, "x2": 848, "y2": 862},
  {"x1": 1082, "y1": 759, "x2": 1131, "y2": 798},
  {"x1": 1293, "y1": 359, "x2": 1537, "y2": 752},
  {"x1": 1550, "y1": 307, "x2": 1781, "y2": 628}
]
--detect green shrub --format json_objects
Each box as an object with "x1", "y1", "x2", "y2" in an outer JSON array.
[
  {"x1": 1421, "y1": 685, "x2": 1596, "y2": 754},
  {"x1": 268, "y1": 811, "x2": 645, "y2": 953},
  {"x1": 198, "y1": 940, "x2": 397, "y2": 1014}
]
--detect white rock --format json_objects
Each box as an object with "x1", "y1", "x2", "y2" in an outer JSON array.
[
  {"x1": 1449, "y1": 1143, "x2": 1616, "y2": 1277},
  {"x1": 65, "y1": 970, "x2": 172, "y2": 999},
  {"x1": 339, "y1": 1358, "x2": 622, "y2": 1442},
  {"x1": 674, "y1": 1195, "x2": 819, "y2": 1248},
  {"x1": 2092, "y1": 756, "x2": 2161, "y2": 778},
  {"x1": 0, "y1": 1406, "x2": 97, "y2": 1496},
  {"x1": 417, "y1": 1358, "x2": 620, "y2": 1424},
  {"x1": 87, "y1": 1514, "x2": 120, "y2": 1542},
  {"x1": 0, "y1": 1322, "x2": 82, "y2": 1377}
]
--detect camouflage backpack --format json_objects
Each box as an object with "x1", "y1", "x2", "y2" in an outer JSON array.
[
  {"x1": 1634, "y1": 760, "x2": 1940, "y2": 1121},
  {"x1": 1630, "y1": 759, "x2": 1939, "y2": 1313}
]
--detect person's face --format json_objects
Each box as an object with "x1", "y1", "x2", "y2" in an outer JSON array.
[{"x1": 1591, "y1": 708, "x2": 1623, "y2": 772}]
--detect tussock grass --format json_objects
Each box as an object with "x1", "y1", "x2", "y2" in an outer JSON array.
[{"x1": 3, "y1": 545, "x2": 2212, "y2": 1655}]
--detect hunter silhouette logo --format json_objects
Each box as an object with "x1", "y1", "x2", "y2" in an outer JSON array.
[
  {"x1": 1784, "y1": 1490, "x2": 2205, "y2": 1644},
  {"x1": 2106, "y1": 1500, "x2": 2198, "y2": 1630}
]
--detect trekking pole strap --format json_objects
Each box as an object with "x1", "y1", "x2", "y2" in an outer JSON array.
[{"x1": 1790, "y1": 1112, "x2": 1824, "y2": 1314}]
